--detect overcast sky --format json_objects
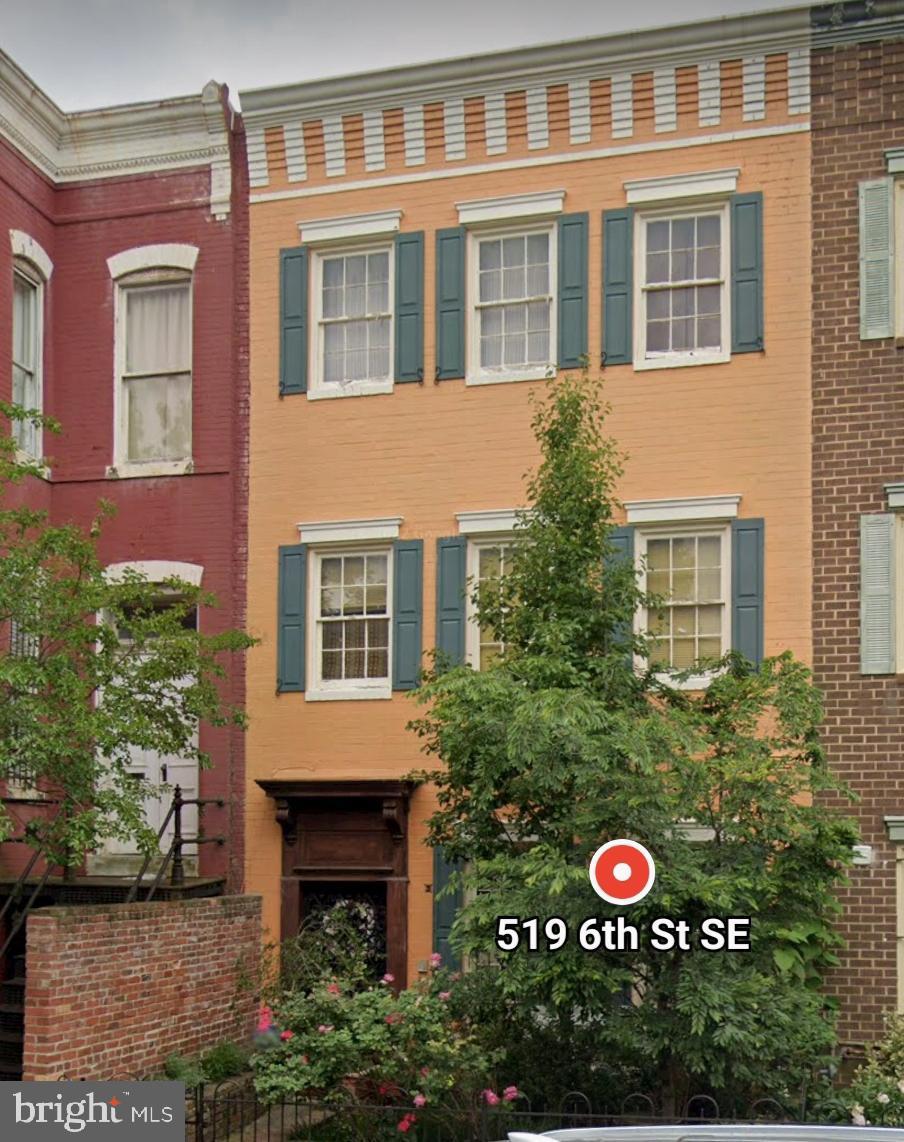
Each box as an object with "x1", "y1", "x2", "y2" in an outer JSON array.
[{"x1": 0, "y1": 0, "x2": 809, "y2": 112}]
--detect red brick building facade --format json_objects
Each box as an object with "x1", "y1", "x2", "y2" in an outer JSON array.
[
  {"x1": 811, "y1": 1, "x2": 904, "y2": 1048},
  {"x1": 0, "y1": 49, "x2": 249, "y2": 887}
]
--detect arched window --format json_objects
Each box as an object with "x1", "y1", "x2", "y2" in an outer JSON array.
[
  {"x1": 9, "y1": 231, "x2": 53, "y2": 461},
  {"x1": 107, "y1": 244, "x2": 199, "y2": 477}
]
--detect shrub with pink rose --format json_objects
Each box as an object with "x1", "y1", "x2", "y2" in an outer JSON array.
[
  {"x1": 250, "y1": 958, "x2": 517, "y2": 1125},
  {"x1": 842, "y1": 1015, "x2": 904, "y2": 1127}
]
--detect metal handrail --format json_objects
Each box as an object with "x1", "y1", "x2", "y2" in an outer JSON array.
[{"x1": 125, "y1": 786, "x2": 226, "y2": 903}]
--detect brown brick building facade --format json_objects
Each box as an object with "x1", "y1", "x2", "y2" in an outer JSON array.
[{"x1": 811, "y1": 5, "x2": 904, "y2": 1048}]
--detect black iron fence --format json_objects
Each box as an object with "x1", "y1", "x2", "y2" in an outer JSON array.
[{"x1": 187, "y1": 1085, "x2": 815, "y2": 1142}]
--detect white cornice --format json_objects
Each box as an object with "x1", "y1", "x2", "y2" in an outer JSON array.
[
  {"x1": 239, "y1": 8, "x2": 811, "y2": 128},
  {"x1": 456, "y1": 509, "x2": 526, "y2": 535},
  {"x1": 625, "y1": 168, "x2": 740, "y2": 205},
  {"x1": 298, "y1": 517, "x2": 403, "y2": 544},
  {"x1": 107, "y1": 243, "x2": 200, "y2": 279},
  {"x1": 298, "y1": 210, "x2": 402, "y2": 245},
  {"x1": 0, "y1": 51, "x2": 233, "y2": 215},
  {"x1": 457, "y1": 190, "x2": 564, "y2": 226},
  {"x1": 624, "y1": 495, "x2": 742, "y2": 525}
]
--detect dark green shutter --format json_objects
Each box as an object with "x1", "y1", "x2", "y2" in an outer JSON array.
[
  {"x1": 602, "y1": 209, "x2": 634, "y2": 366},
  {"x1": 392, "y1": 539, "x2": 423, "y2": 690},
  {"x1": 435, "y1": 227, "x2": 466, "y2": 380},
  {"x1": 395, "y1": 231, "x2": 424, "y2": 382},
  {"x1": 558, "y1": 212, "x2": 589, "y2": 368},
  {"x1": 607, "y1": 525, "x2": 635, "y2": 564},
  {"x1": 731, "y1": 518, "x2": 765, "y2": 666},
  {"x1": 607, "y1": 526, "x2": 635, "y2": 655},
  {"x1": 730, "y1": 192, "x2": 764, "y2": 354},
  {"x1": 433, "y1": 846, "x2": 463, "y2": 970},
  {"x1": 277, "y1": 544, "x2": 307, "y2": 692},
  {"x1": 280, "y1": 247, "x2": 308, "y2": 395},
  {"x1": 436, "y1": 537, "x2": 467, "y2": 666}
]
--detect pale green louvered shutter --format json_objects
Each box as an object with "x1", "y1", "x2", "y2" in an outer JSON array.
[
  {"x1": 861, "y1": 513, "x2": 896, "y2": 674},
  {"x1": 859, "y1": 178, "x2": 895, "y2": 340}
]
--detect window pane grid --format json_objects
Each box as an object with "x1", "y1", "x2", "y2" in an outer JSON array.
[
  {"x1": 643, "y1": 214, "x2": 722, "y2": 356},
  {"x1": 320, "y1": 251, "x2": 391, "y2": 385},
  {"x1": 476, "y1": 543, "x2": 512, "y2": 669},
  {"x1": 12, "y1": 272, "x2": 39, "y2": 457},
  {"x1": 477, "y1": 233, "x2": 551, "y2": 372},
  {"x1": 646, "y1": 534, "x2": 723, "y2": 671},
  {"x1": 318, "y1": 553, "x2": 390, "y2": 683}
]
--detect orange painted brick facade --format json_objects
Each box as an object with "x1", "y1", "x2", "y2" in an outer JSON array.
[
  {"x1": 242, "y1": 16, "x2": 814, "y2": 986},
  {"x1": 22, "y1": 896, "x2": 261, "y2": 1080}
]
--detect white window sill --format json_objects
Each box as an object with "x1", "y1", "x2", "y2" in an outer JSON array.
[
  {"x1": 633, "y1": 352, "x2": 730, "y2": 372},
  {"x1": 14, "y1": 450, "x2": 50, "y2": 480},
  {"x1": 307, "y1": 380, "x2": 394, "y2": 400},
  {"x1": 652, "y1": 669, "x2": 719, "y2": 691},
  {"x1": 306, "y1": 687, "x2": 392, "y2": 702},
  {"x1": 107, "y1": 459, "x2": 193, "y2": 479},
  {"x1": 466, "y1": 367, "x2": 553, "y2": 387}
]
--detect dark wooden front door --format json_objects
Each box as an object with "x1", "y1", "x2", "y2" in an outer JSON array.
[{"x1": 259, "y1": 780, "x2": 411, "y2": 987}]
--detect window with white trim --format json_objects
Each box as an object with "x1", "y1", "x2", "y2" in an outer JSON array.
[
  {"x1": 11, "y1": 262, "x2": 43, "y2": 459},
  {"x1": 468, "y1": 226, "x2": 556, "y2": 384},
  {"x1": 314, "y1": 549, "x2": 392, "y2": 691},
  {"x1": 313, "y1": 246, "x2": 393, "y2": 394},
  {"x1": 116, "y1": 269, "x2": 192, "y2": 467},
  {"x1": 636, "y1": 205, "x2": 729, "y2": 367},
  {"x1": 466, "y1": 540, "x2": 514, "y2": 669},
  {"x1": 638, "y1": 526, "x2": 730, "y2": 678}
]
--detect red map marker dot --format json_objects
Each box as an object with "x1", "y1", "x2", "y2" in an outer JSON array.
[{"x1": 589, "y1": 839, "x2": 656, "y2": 906}]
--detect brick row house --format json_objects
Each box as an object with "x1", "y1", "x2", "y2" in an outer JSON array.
[
  {"x1": 0, "y1": 48, "x2": 249, "y2": 888},
  {"x1": 239, "y1": 10, "x2": 814, "y2": 986},
  {"x1": 810, "y1": 0, "x2": 904, "y2": 1050}
]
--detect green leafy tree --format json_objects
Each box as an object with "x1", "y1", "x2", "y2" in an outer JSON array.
[
  {"x1": 0, "y1": 404, "x2": 254, "y2": 865},
  {"x1": 410, "y1": 373, "x2": 857, "y2": 1113}
]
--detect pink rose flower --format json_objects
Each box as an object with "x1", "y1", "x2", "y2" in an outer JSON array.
[
  {"x1": 381, "y1": 972, "x2": 395, "y2": 984},
  {"x1": 257, "y1": 1006, "x2": 273, "y2": 1032},
  {"x1": 430, "y1": 952, "x2": 443, "y2": 968},
  {"x1": 413, "y1": 1094, "x2": 426, "y2": 1108},
  {"x1": 503, "y1": 1086, "x2": 519, "y2": 1102},
  {"x1": 398, "y1": 1113, "x2": 417, "y2": 1133},
  {"x1": 280, "y1": 1030, "x2": 294, "y2": 1041},
  {"x1": 420, "y1": 1066, "x2": 430, "y2": 1078},
  {"x1": 317, "y1": 1024, "x2": 334, "y2": 1034},
  {"x1": 327, "y1": 983, "x2": 341, "y2": 995},
  {"x1": 439, "y1": 991, "x2": 451, "y2": 1001},
  {"x1": 385, "y1": 1012, "x2": 403, "y2": 1025},
  {"x1": 483, "y1": 1089, "x2": 500, "y2": 1106}
]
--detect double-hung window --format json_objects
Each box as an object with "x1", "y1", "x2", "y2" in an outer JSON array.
[
  {"x1": 637, "y1": 207, "x2": 728, "y2": 367},
  {"x1": 119, "y1": 271, "x2": 192, "y2": 466},
  {"x1": 639, "y1": 526, "x2": 730, "y2": 681},
  {"x1": 469, "y1": 227, "x2": 556, "y2": 384},
  {"x1": 314, "y1": 247, "x2": 393, "y2": 395},
  {"x1": 314, "y1": 549, "x2": 391, "y2": 692},
  {"x1": 12, "y1": 264, "x2": 42, "y2": 459},
  {"x1": 466, "y1": 540, "x2": 514, "y2": 669}
]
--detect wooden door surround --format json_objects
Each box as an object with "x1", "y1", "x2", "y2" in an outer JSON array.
[{"x1": 257, "y1": 779, "x2": 411, "y2": 986}]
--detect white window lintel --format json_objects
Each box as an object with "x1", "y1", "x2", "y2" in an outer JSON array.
[
  {"x1": 105, "y1": 560, "x2": 204, "y2": 586},
  {"x1": 625, "y1": 168, "x2": 740, "y2": 206},
  {"x1": 456, "y1": 508, "x2": 525, "y2": 535},
  {"x1": 625, "y1": 495, "x2": 741, "y2": 526},
  {"x1": 886, "y1": 482, "x2": 904, "y2": 510},
  {"x1": 456, "y1": 189, "x2": 565, "y2": 227},
  {"x1": 107, "y1": 243, "x2": 199, "y2": 280},
  {"x1": 10, "y1": 230, "x2": 53, "y2": 280},
  {"x1": 299, "y1": 210, "x2": 402, "y2": 245},
  {"x1": 886, "y1": 149, "x2": 904, "y2": 175},
  {"x1": 298, "y1": 516, "x2": 403, "y2": 545}
]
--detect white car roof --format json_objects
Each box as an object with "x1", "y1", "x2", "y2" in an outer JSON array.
[{"x1": 504, "y1": 1128, "x2": 904, "y2": 1142}]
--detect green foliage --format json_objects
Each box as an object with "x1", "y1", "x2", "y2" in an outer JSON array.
[
  {"x1": 844, "y1": 1016, "x2": 904, "y2": 1126},
  {"x1": 408, "y1": 372, "x2": 857, "y2": 1112},
  {"x1": 251, "y1": 966, "x2": 513, "y2": 1124},
  {"x1": 0, "y1": 404, "x2": 255, "y2": 863},
  {"x1": 162, "y1": 1040, "x2": 249, "y2": 1086}
]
